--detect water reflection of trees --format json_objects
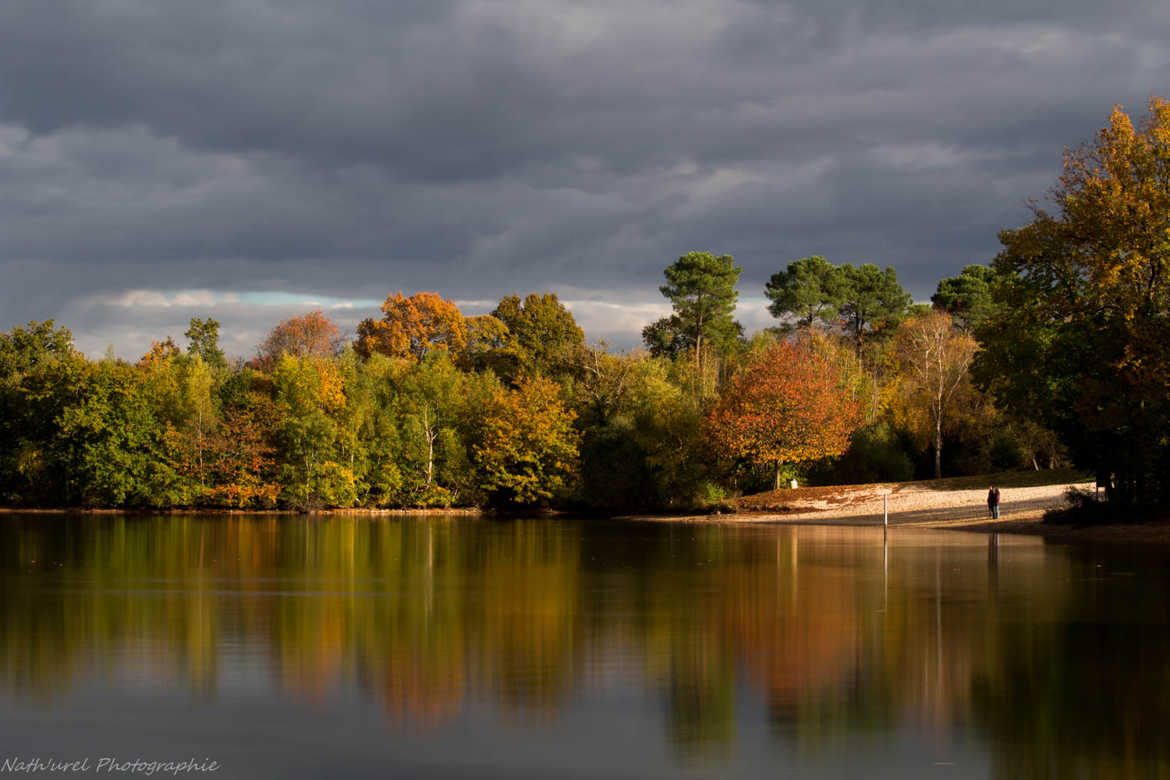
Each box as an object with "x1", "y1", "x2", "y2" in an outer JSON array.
[{"x1": 1, "y1": 516, "x2": 1169, "y2": 773}]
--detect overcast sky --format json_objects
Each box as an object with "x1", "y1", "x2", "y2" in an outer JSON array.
[{"x1": 1, "y1": 0, "x2": 1168, "y2": 357}]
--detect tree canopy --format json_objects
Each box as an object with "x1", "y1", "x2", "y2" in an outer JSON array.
[
  {"x1": 837, "y1": 264, "x2": 912, "y2": 346},
  {"x1": 931, "y1": 265, "x2": 997, "y2": 330},
  {"x1": 184, "y1": 317, "x2": 226, "y2": 370},
  {"x1": 974, "y1": 97, "x2": 1170, "y2": 505},
  {"x1": 764, "y1": 255, "x2": 845, "y2": 328},
  {"x1": 489, "y1": 293, "x2": 585, "y2": 380},
  {"x1": 256, "y1": 311, "x2": 344, "y2": 371},
  {"x1": 708, "y1": 338, "x2": 863, "y2": 490},
  {"x1": 356, "y1": 292, "x2": 468, "y2": 361},
  {"x1": 646, "y1": 252, "x2": 742, "y2": 371}
]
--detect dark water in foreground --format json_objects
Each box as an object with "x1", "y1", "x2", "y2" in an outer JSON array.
[{"x1": 1, "y1": 515, "x2": 1169, "y2": 779}]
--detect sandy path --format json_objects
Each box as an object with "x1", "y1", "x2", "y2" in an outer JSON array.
[{"x1": 634, "y1": 480, "x2": 1093, "y2": 525}]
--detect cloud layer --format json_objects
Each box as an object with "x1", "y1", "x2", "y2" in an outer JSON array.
[{"x1": 2, "y1": 0, "x2": 1168, "y2": 356}]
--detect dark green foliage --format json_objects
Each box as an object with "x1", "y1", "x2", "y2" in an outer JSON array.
[
  {"x1": 764, "y1": 255, "x2": 845, "y2": 328},
  {"x1": 806, "y1": 424, "x2": 916, "y2": 485},
  {"x1": 54, "y1": 360, "x2": 178, "y2": 506},
  {"x1": 578, "y1": 421, "x2": 657, "y2": 510},
  {"x1": 0, "y1": 322, "x2": 86, "y2": 505},
  {"x1": 651, "y1": 252, "x2": 742, "y2": 366},
  {"x1": 837, "y1": 264, "x2": 913, "y2": 346},
  {"x1": 642, "y1": 316, "x2": 691, "y2": 359},
  {"x1": 932, "y1": 265, "x2": 998, "y2": 330},
  {"x1": 490, "y1": 293, "x2": 586, "y2": 381},
  {"x1": 764, "y1": 258, "x2": 913, "y2": 347}
]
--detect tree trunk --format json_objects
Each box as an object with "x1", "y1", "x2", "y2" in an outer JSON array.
[
  {"x1": 934, "y1": 413, "x2": 943, "y2": 479},
  {"x1": 694, "y1": 331, "x2": 703, "y2": 396},
  {"x1": 422, "y1": 406, "x2": 435, "y2": 488},
  {"x1": 774, "y1": 462, "x2": 783, "y2": 492}
]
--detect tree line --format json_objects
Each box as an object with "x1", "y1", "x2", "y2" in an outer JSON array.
[
  {"x1": 0, "y1": 270, "x2": 1049, "y2": 511},
  {"x1": 5, "y1": 97, "x2": 1167, "y2": 511}
]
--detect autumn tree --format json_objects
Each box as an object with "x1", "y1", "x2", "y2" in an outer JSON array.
[
  {"x1": 271, "y1": 354, "x2": 355, "y2": 509},
  {"x1": 646, "y1": 252, "x2": 742, "y2": 378},
  {"x1": 764, "y1": 255, "x2": 846, "y2": 329},
  {"x1": 974, "y1": 97, "x2": 1170, "y2": 505},
  {"x1": 138, "y1": 337, "x2": 181, "y2": 366},
  {"x1": 204, "y1": 372, "x2": 280, "y2": 508},
  {"x1": 176, "y1": 354, "x2": 218, "y2": 493},
  {"x1": 892, "y1": 311, "x2": 977, "y2": 479},
  {"x1": 475, "y1": 376, "x2": 579, "y2": 505},
  {"x1": 355, "y1": 292, "x2": 467, "y2": 361},
  {"x1": 708, "y1": 338, "x2": 863, "y2": 490},
  {"x1": 256, "y1": 311, "x2": 344, "y2": 372}
]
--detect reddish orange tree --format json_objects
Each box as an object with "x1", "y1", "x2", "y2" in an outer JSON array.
[
  {"x1": 256, "y1": 311, "x2": 344, "y2": 372},
  {"x1": 709, "y1": 339, "x2": 863, "y2": 490}
]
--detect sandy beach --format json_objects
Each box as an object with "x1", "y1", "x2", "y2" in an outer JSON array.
[{"x1": 628, "y1": 471, "x2": 1170, "y2": 543}]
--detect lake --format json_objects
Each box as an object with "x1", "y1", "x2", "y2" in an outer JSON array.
[{"x1": 1, "y1": 514, "x2": 1168, "y2": 778}]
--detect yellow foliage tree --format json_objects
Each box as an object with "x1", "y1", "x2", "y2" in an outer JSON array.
[
  {"x1": 892, "y1": 311, "x2": 976, "y2": 479},
  {"x1": 475, "y1": 376, "x2": 579, "y2": 504}
]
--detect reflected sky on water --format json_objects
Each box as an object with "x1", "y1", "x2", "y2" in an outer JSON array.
[{"x1": 1, "y1": 514, "x2": 1169, "y2": 778}]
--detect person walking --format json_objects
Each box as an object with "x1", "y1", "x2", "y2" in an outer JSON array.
[
  {"x1": 991, "y1": 486, "x2": 1001, "y2": 519},
  {"x1": 987, "y1": 486, "x2": 996, "y2": 518}
]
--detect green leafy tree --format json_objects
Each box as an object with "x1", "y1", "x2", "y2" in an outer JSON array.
[
  {"x1": 0, "y1": 321, "x2": 83, "y2": 504},
  {"x1": 931, "y1": 265, "x2": 998, "y2": 330},
  {"x1": 764, "y1": 255, "x2": 846, "y2": 329},
  {"x1": 397, "y1": 353, "x2": 479, "y2": 506},
  {"x1": 652, "y1": 252, "x2": 742, "y2": 375},
  {"x1": 490, "y1": 293, "x2": 586, "y2": 380},
  {"x1": 336, "y1": 352, "x2": 407, "y2": 507},
  {"x1": 641, "y1": 316, "x2": 691, "y2": 359},
  {"x1": 837, "y1": 264, "x2": 912, "y2": 347},
  {"x1": 55, "y1": 360, "x2": 177, "y2": 506},
  {"x1": 185, "y1": 317, "x2": 227, "y2": 370}
]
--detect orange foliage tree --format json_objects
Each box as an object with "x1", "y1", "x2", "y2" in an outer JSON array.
[
  {"x1": 355, "y1": 292, "x2": 467, "y2": 360},
  {"x1": 256, "y1": 311, "x2": 344, "y2": 372},
  {"x1": 708, "y1": 339, "x2": 863, "y2": 490}
]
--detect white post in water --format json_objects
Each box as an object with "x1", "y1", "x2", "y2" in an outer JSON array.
[{"x1": 883, "y1": 493, "x2": 888, "y2": 529}]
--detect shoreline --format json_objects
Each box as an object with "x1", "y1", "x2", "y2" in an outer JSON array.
[
  {"x1": 0, "y1": 506, "x2": 486, "y2": 517},
  {"x1": 5, "y1": 504, "x2": 1170, "y2": 543}
]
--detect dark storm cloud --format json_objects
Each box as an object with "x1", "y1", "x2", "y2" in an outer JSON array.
[{"x1": 1, "y1": 0, "x2": 1169, "y2": 353}]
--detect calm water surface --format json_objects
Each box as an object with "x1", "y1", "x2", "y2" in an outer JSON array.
[{"x1": 1, "y1": 514, "x2": 1169, "y2": 778}]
